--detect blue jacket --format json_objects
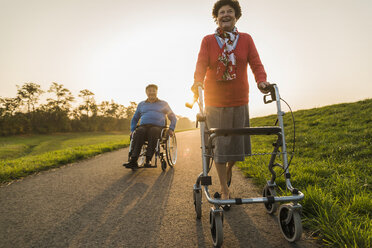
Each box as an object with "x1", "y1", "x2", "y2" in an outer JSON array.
[{"x1": 130, "y1": 99, "x2": 177, "y2": 132}]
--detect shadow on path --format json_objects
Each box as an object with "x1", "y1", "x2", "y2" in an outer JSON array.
[{"x1": 31, "y1": 168, "x2": 174, "y2": 247}]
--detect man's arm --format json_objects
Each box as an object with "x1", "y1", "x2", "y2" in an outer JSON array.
[
  {"x1": 130, "y1": 103, "x2": 141, "y2": 132},
  {"x1": 164, "y1": 102, "x2": 177, "y2": 134}
]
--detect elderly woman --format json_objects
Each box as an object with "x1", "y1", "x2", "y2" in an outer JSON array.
[{"x1": 192, "y1": 0, "x2": 270, "y2": 201}]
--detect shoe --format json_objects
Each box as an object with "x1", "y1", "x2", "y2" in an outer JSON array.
[
  {"x1": 123, "y1": 161, "x2": 138, "y2": 169},
  {"x1": 222, "y1": 204, "x2": 231, "y2": 211},
  {"x1": 122, "y1": 162, "x2": 131, "y2": 168},
  {"x1": 214, "y1": 192, "x2": 231, "y2": 211},
  {"x1": 131, "y1": 163, "x2": 139, "y2": 170},
  {"x1": 144, "y1": 162, "x2": 152, "y2": 168},
  {"x1": 222, "y1": 192, "x2": 231, "y2": 211}
]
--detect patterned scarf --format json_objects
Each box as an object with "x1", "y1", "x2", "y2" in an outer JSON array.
[{"x1": 215, "y1": 27, "x2": 238, "y2": 81}]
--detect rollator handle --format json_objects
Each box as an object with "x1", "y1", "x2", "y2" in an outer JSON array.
[
  {"x1": 185, "y1": 101, "x2": 194, "y2": 109},
  {"x1": 263, "y1": 84, "x2": 277, "y2": 104},
  {"x1": 185, "y1": 95, "x2": 198, "y2": 109}
]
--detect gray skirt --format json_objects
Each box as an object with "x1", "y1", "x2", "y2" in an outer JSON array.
[{"x1": 206, "y1": 105, "x2": 252, "y2": 163}]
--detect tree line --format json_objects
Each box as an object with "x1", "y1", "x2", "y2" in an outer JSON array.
[{"x1": 0, "y1": 82, "x2": 194, "y2": 136}]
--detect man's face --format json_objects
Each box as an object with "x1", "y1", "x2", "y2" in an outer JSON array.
[{"x1": 146, "y1": 87, "x2": 158, "y2": 101}]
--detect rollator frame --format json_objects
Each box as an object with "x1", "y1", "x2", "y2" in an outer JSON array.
[{"x1": 190, "y1": 84, "x2": 304, "y2": 246}]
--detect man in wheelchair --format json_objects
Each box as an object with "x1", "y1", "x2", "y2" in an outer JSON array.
[{"x1": 123, "y1": 84, "x2": 177, "y2": 169}]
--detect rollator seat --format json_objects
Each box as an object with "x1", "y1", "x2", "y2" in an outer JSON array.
[{"x1": 208, "y1": 126, "x2": 282, "y2": 136}]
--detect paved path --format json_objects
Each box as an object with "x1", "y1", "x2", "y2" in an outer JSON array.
[{"x1": 0, "y1": 130, "x2": 318, "y2": 247}]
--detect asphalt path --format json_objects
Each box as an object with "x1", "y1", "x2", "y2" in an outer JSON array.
[{"x1": 0, "y1": 130, "x2": 318, "y2": 247}]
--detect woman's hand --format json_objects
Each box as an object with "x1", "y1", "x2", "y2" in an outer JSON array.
[
  {"x1": 168, "y1": 129, "x2": 174, "y2": 137},
  {"x1": 191, "y1": 82, "x2": 204, "y2": 96},
  {"x1": 258, "y1": 81, "x2": 271, "y2": 94}
]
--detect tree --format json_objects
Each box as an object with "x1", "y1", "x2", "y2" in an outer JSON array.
[
  {"x1": 0, "y1": 97, "x2": 21, "y2": 116},
  {"x1": 125, "y1": 101, "x2": 137, "y2": 119},
  {"x1": 99, "y1": 101, "x2": 110, "y2": 116},
  {"x1": 16, "y1": 82, "x2": 44, "y2": 113},
  {"x1": 47, "y1": 82, "x2": 75, "y2": 111},
  {"x1": 99, "y1": 100, "x2": 120, "y2": 118},
  {"x1": 116, "y1": 104, "x2": 127, "y2": 119},
  {"x1": 108, "y1": 101, "x2": 120, "y2": 118},
  {"x1": 78, "y1": 89, "x2": 97, "y2": 117}
]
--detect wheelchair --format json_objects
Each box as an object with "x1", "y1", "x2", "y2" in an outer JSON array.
[
  {"x1": 128, "y1": 126, "x2": 177, "y2": 171},
  {"x1": 187, "y1": 84, "x2": 304, "y2": 247}
]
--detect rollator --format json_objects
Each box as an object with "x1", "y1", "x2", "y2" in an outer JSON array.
[{"x1": 186, "y1": 84, "x2": 304, "y2": 247}]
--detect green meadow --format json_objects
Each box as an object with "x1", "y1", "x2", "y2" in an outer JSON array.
[
  {"x1": 238, "y1": 99, "x2": 372, "y2": 247},
  {"x1": 0, "y1": 132, "x2": 130, "y2": 183}
]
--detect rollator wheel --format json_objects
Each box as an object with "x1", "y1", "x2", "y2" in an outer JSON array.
[
  {"x1": 278, "y1": 204, "x2": 303, "y2": 242},
  {"x1": 263, "y1": 185, "x2": 278, "y2": 214},
  {"x1": 193, "y1": 186, "x2": 202, "y2": 219},
  {"x1": 161, "y1": 160, "x2": 167, "y2": 172},
  {"x1": 210, "y1": 208, "x2": 223, "y2": 248}
]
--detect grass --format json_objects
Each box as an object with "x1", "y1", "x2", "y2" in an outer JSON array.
[
  {"x1": 0, "y1": 128, "x2": 191, "y2": 183},
  {"x1": 0, "y1": 132, "x2": 130, "y2": 183},
  {"x1": 237, "y1": 98, "x2": 372, "y2": 247}
]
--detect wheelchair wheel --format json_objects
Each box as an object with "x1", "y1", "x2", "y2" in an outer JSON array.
[
  {"x1": 278, "y1": 204, "x2": 303, "y2": 242},
  {"x1": 137, "y1": 145, "x2": 146, "y2": 166},
  {"x1": 193, "y1": 185, "x2": 202, "y2": 219},
  {"x1": 161, "y1": 159, "x2": 167, "y2": 171},
  {"x1": 263, "y1": 185, "x2": 278, "y2": 214},
  {"x1": 166, "y1": 134, "x2": 177, "y2": 166},
  {"x1": 210, "y1": 208, "x2": 223, "y2": 248}
]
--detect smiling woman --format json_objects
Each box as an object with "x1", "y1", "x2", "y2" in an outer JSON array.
[{"x1": 191, "y1": 0, "x2": 270, "y2": 201}]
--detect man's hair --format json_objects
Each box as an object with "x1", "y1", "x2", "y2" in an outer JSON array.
[
  {"x1": 146, "y1": 84, "x2": 158, "y2": 91},
  {"x1": 212, "y1": 0, "x2": 242, "y2": 22}
]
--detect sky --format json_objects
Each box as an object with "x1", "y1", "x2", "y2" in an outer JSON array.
[{"x1": 0, "y1": 0, "x2": 371, "y2": 120}]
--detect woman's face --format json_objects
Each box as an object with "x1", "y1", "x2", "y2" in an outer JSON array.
[{"x1": 217, "y1": 5, "x2": 237, "y2": 31}]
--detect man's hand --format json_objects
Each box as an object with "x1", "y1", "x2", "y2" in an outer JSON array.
[
  {"x1": 168, "y1": 129, "x2": 174, "y2": 137},
  {"x1": 191, "y1": 82, "x2": 204, "y2": 96},
  {"x1": 258, "y1": 81, "x2": 271, "y2": 94}
]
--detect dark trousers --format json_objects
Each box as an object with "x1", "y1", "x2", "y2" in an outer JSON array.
[{"x1": 131, "y1": 125, "x2": 163, "y2": 162}]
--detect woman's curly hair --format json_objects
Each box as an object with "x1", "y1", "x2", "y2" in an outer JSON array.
[{"x1": 212, "y1": 0, "x2": 242, "y2": 22}]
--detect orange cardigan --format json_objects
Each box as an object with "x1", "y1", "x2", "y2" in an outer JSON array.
[{"x1": 194, "y1": 32, "x2": 267, "y2": 107}]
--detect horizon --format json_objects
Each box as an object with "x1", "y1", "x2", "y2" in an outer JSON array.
[{"x1": 3, "y1": 81, "x2": 370, "y2": 121}]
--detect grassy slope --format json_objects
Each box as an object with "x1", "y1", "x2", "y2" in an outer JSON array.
[
  {"x1": 0, "y1": 132, "x2": 130, "y2": 183},
  {"x1": 237, "y1": 99, "x2": 371, "y2": 247}
]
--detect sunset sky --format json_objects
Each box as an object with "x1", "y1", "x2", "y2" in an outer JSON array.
[{"x1": 1, "y1": 0, "x2": 371, "y2": 120}]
